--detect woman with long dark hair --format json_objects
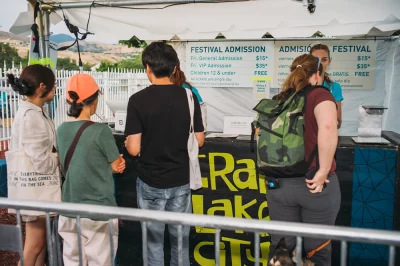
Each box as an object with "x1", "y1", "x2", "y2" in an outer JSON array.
[{"x1": 7, "y1": 64, "x2": 60, "y2": 266}]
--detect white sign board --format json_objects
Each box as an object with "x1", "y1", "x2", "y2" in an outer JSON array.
[
  {"x1": 274, "y1": 40, "x2": 377, "y2": 90},
  {"x1": 252, "y1": 78, "x2": 271, "y2": 100},
  {"x1": 223, "y1": 116, "x2": 254, "y2": 135},
  {"x1": 186, "y1": 41, "x2": 274, "y2": 87}
]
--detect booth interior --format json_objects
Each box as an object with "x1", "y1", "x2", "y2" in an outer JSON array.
[
  {"x1": 108, "y1": 36, "x2": 400, "y2": 265},
  {"x1": 4, "y1": 1, "x2": 400, "y2": 266},
  {"x1": 112, "y1": 131, "x2": 400, "y2": 266}
]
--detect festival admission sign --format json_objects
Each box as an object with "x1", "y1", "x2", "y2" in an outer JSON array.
[
  {"x1": 274, "y1": 40, "x2": 377, "y2": 89},
  {"x1": 186, "y1": 41, "x2": 274, "y2": 87}
]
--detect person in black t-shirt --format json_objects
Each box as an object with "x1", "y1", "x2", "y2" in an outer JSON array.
[{"x1": 124, "y1": 41, "x2": 204, "y2": 266}]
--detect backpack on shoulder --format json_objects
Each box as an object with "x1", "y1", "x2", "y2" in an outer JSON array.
[{"x1": 252, "y1": 85, "x2": 328, "y2": 178}]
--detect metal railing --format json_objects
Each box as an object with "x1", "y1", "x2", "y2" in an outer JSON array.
[{"x1": 1, "y1": 198, "x2": 400, "y2": 266}]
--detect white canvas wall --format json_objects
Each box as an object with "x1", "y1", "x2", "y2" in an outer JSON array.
[{"x1": 173, "y1": 40, "x2": 400, "y2": 136}]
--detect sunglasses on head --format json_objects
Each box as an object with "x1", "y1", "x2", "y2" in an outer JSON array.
[{"x1": 316, "y1": 57, "x2": 321, "y2": 73}]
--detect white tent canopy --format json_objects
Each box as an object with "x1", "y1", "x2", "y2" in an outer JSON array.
[{"x1": 11, "y1": 0, "x2": 400, "y2": 40}]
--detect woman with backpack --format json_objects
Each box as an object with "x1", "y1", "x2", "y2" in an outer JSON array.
[
  {"x1": 310, "y1": 44, "x2": 344, "y2": 128},
  {"x1": 265, "y1": 54, "x2": 341, "y2": 266},
  {"x1": 56, "y1": 74, "x2": 125, "y2": 266},
  {"x1": 7, "y1": 65, "x2": 61, "y2": 266}
]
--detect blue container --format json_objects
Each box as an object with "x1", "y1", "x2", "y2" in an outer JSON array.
[{"x1": 0, "y1": 159, "x2": 7, "y2": 197}]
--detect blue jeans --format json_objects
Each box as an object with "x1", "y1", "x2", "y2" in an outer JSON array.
[{"x1": 136, "y1": 178, "x2": 191, "y2": 266}]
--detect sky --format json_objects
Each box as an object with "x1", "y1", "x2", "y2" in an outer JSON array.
[
  {"x1": 0, "y1": 0, "x2": 116, "y2": 43},
  {"x1": 0, "y1": 0, "x2": 27, "y2": 30}
]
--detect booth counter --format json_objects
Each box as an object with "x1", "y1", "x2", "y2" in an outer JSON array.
[{"x1": 113, "y1": 131, "x2": 400, "y2": 266}]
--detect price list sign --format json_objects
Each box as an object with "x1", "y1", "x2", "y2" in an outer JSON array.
[
  {"x1": 273, "y1": 40, "x2": 377, "y2": 90},
  {"x1": 186, "y1": 41, "x2": 274, "y2": 87}
]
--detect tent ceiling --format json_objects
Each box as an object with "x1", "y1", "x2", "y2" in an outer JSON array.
[{"x1": 11, "y1": 0, "x2": 400, "y2": 40}]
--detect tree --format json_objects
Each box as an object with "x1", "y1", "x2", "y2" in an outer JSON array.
[
  {"x1": 96, "y1": 54, "x2": 144, "y2": 72},
  {"x1": 0, "y1": 43, "x2": 26, "y2": 69},
  {"x1": 118, "y1": 36, "x2": 147, "y2": 48},
  {"x1": 21, "y1": 54, "x2": 28, "y2": 67},
  {"x1": 97, "y1": 61, "x2": 117, "y2": 72},
  {"x1": 56, "y1": 57, "x2": 79, "y2": 71},
  {"x1": 117, "y1": 54, "x2": 144, "y2": 70},
  {"x1": 83, "y1": 62, "x2": 95, "y2": 71}
]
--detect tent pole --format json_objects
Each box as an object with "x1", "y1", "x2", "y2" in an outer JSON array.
[
  {"x1": 43, "y1": 9, "x2": 51, "y2": 64},
  {"x1": 42, "y1": 7, "x2": 54, "y2": 119},
  {"x1": 53, "y1": 0, "x2": 249, "y2": 10},
  {"x1": 36, "y1": 7, "x2": 46, "y2": 64}
]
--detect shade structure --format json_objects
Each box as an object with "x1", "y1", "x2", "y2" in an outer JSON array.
[{"x1": 9, "y1": 0, "x2": 400, "y2": 40}]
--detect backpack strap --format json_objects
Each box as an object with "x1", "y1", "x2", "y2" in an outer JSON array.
[
  {"x1": 62, "y1": 121, "x2": 95, "y2": 175},
  {"x1": 250, "y1": 122, "x2": 256, "y2": 152}
]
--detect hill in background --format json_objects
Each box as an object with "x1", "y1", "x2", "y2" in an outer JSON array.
[
  {"x1": 0, "y1": 31, "x2": 29, "y2": 43},
  {"x1": 50, "y1": 34, "x2": 75, "y2": 44},
  {"x1": 7, "y1": 38, "x2": 142, "y2": 66}
]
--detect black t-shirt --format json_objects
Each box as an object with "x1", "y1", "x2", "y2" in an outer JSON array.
[{"x1": 124, "y1": 84, "x2": 204, "y2": 188}]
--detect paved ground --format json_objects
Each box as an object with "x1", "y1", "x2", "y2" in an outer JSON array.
[{"x1": 0, "y1": 209, "x2": 22, "y2": 266}]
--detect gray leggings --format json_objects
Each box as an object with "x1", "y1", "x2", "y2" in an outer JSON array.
[{"x1": 266, "y1": 174, "x2": 341, "y2": 266}]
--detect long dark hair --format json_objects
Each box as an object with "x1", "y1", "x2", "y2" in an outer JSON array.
[
  {"x1": 310, "y1": 43, "x2": 332, "y2": 85},
  {"x1": 276, "y1": 54, "x2": 321, "y2": 100},
  {"x1": 6, "y1": 64, "x2": 55, "y2": 98},
  {"x1": 67, "y1": 91, "x2": 99, "y2": 118}
]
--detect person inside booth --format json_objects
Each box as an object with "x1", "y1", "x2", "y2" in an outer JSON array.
[
  {"x1": 171, "y1": 64, "x2": 207, "y2": 131},
  {"x1": 310, "y1": 44, "x2": 344, "y2": 128},
  {"x1": 171, "y1": 64, "x2": 203, "y2": 104}
]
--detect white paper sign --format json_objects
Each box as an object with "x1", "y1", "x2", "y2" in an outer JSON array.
[
  {"x1": 252, "y1": 78, "x2": 271, "y2": 100},
  {"x1": 223, "y1": 116, "x2": 254, "y2": 135},
  {"x1": 274, "y1": 40, "x2": 377, "y2": 90},
  {"x1": 186, "y1": 41, "x2": 274, "y2": 87}
]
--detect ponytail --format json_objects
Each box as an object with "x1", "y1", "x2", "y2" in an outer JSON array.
[
  {"x1": 7, "y1": 74, "x2": 34, "y2": 96},
  {"x1": 67, "y1": 91, "x2": 99, "y2": 118},
  {"x1": 276, "y1": 54, "x2": 320, "y2": 100},
  {"x1": 171, "y1": 65, "x2": 194, "y2": 89},
  {"x1": 6, "y1": 65, "x2": 55, "y2": 98},
  {"x1": 323, "y1": 73, "x2": 332, "y2": 85}
]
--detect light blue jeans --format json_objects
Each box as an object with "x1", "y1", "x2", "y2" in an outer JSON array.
[{"x1": 136, "y1": 178, "x2": 191, "y2": 266}]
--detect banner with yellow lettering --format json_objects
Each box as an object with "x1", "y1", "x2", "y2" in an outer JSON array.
[
  {"x1": 115, "y1": 138, "x2": 271, "y2": 266},
  {"x1": 191, "y1": 140, "x2": 270, "y2": 265}
]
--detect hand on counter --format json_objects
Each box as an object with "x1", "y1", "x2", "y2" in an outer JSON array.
[{"x1": 305, "y1": 170, "x2": 330, "y2": 194}]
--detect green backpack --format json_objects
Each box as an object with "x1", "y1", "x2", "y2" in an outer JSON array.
[{"x1": 252, "y1": 85, "x2": 326, "y2": 178}]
